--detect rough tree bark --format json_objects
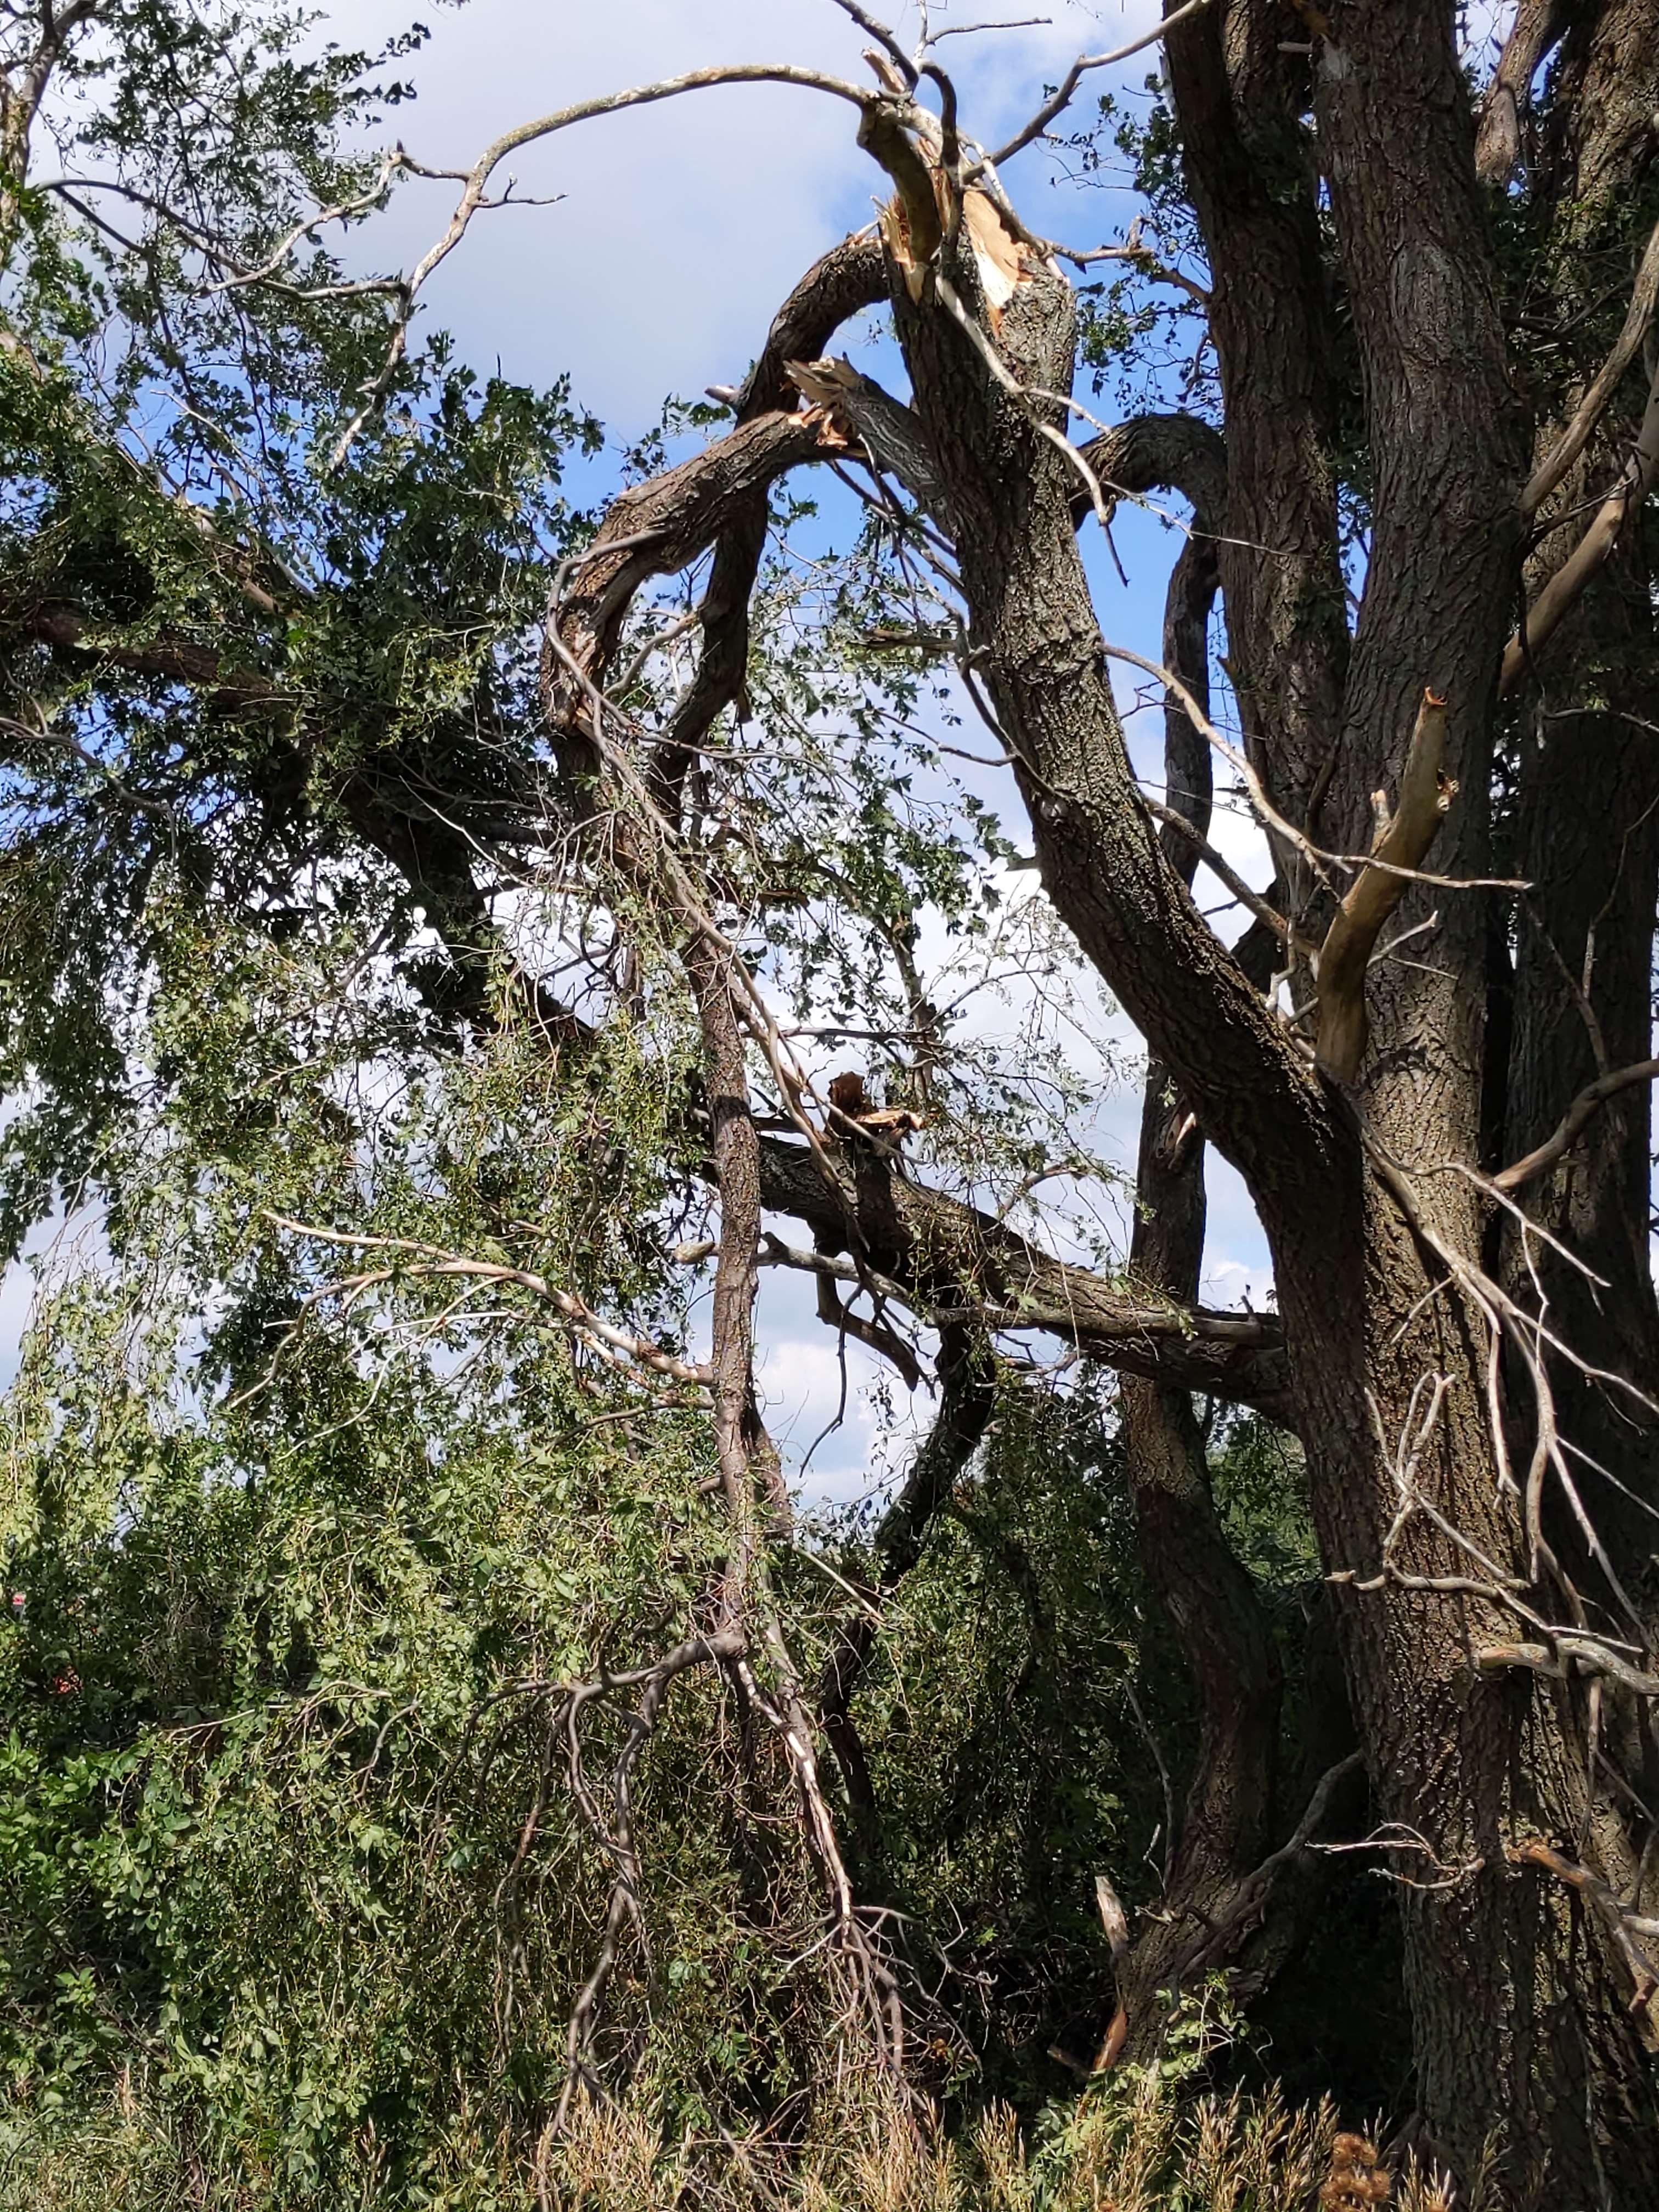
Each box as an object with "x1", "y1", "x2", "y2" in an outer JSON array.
[
  {"x1": 1085, "y1": 428, "x2": 1297, "y2": 2063},
  {"x1": 832, "y1": 4, "x2": 1659, "y2": 2185}
]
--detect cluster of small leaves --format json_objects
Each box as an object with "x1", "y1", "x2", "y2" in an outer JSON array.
[
  {"x1": 0, "y1": 330, "x2": 601, "y2": 1253},
  {"x1": 1063, "y1": 86, "x2": 1212, "y2": 424}
]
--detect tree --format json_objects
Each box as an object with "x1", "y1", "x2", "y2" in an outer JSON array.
[
  {"x1": 1, "y1": 0, "x2": 1657, "y2": 2201},
  {"x1": 537, "y1": 7, "x2": 1659, "y2": 2188}
]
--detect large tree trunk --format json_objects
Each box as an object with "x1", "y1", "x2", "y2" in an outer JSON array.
[{"x1": 871, "y1": 3, "x2": 1659, "y2": 2171}]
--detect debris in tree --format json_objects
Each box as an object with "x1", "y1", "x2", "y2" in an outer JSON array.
[
  {"x1": 825, "y1": 1068, "x2": 924, "y2": 1141},
  {"x1": 827, "y1": 1069, "x2": 868, "y2": 1118}
]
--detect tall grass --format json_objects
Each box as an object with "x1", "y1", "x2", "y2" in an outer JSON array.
[{"x1": 0, "y1": 2068, "x2": 1497, "y2": 2211}]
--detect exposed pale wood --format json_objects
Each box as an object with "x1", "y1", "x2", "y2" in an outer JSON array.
[{"x1": 1314, "y1": 690, "x2": 1454, "y2": 1082}]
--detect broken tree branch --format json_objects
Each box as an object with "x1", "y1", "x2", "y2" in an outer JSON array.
[
  {"x1": 783, "y1": 355, "x2": 952, "y2": 523},
  {"x1": 1508, "y1": 1839, "x2": 1659, "y2": 2019},
  {"x1": 1315, "y1": 690, "x2": 1454, "y2": 1082},
  {"x1": 1493, "y1": 1058, "x2": 1659, "y2": 1195},
  {"x1": 330, "y1": 63, "x2": 904, "y2": 466},
  {"x1": 749, "y1": 1142, "x2": 1292, "y2": 1414},
  {"x1": 261, "y1": 1214, "x2": 714, "y2": 1389}
]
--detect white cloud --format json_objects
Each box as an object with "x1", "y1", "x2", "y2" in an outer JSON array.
[{"x1": 326, "y1": 0, "x2": 1161, "y2": 424}]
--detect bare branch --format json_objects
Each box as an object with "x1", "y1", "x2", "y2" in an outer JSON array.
[
  {"x1": 1521, "y1": 214, "x2": 1659, "y2": 520},
  {"x1": 1508, "y1": 1839, "x2": 1659, "y2": 2012},
  {"x1": 1475, "y1": 1639, "x2": 1659, "y2": 1701},
  {"x1": 1315, "y1": 690, "x2": 1454, "y2": 1082},
  {"x1": 1493, "y1": 1059, "x2": 1659, "y2": 1195},
  {"x1": 1098, "y1": 639, "x2": 1336, "y2": 892},
  {"x1": 749, "y1": 1147, "x2": 1294, "y2": 1413},
  {"x1": 974, "y1": 0, "x2": 1216, "y2": 171},
  {"x1": 932, "y1": 16, "x2": 1053, "y2": 42},
  {"x1": 657, "y1": 230, "x2": 887, "y2": 783},
  {"x1": 0, "y1": 713, "x2": 175, "y2": 819},
  {"x1": 550, "y1": 414, "x2": 841, "y2": 698},
  {"x1": 1142, "y1": 795, "x2": 1309, "y2": 956},
  {"x1": 329, "y1": 63, "x2": 892, "y2": 467},
  {"x1": 261, "y1": 1214, "x2": 714, "y2": 1388},
  {"x1": 1502, "y1": 350, "x2": 1659, "y2": 693}
]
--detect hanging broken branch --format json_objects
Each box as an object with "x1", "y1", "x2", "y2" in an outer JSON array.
[{"x1": 1314, "y1": 690, "x2": 1454, "y2": 1082}]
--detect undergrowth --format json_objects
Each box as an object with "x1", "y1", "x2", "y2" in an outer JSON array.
[{"x1": 0, "y1": 2069, "x2": 1495, "y2": 2211}]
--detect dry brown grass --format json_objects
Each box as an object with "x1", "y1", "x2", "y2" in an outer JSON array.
[
  {"x1": 0, "y1": 2072, "x2": 1506, "y2": 2211},
  {"x1": 537, "y1": 2073, "x2": 1499, "y2": 2212}
]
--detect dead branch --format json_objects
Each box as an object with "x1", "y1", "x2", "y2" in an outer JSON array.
[
  {"x1": 0, "y1": 712, "x2": 176, "y2": 820},
  {"x1": 1355, "y1": 1113, "x2": 1659, "y2": 1644},
  {"x1": 1475, "y1": 1639, "x2": 1659, "y2": 1700},
  {"x1": 972, "y1": 0, "x2": 1216, "y2": 172},
  {"x1": 330, "y1": 62, "x2": 901, "y2": 467},
  {"x1": 1142, "y1": 796, "x2": 1307, "y2": 955},
  {"x1": 549, "y1": 415, "x2": 843, "y2": 706},
  {"x1": 1508, "y1": 1839, "x2": 1659, "y2": 2024},
  {"x1": 805, "y1": 1257, "x2": 925, "y2": 1393},
  {"x1": 1493, "y1": 1058, "x2": 1659, "y2": 1195},
  {"x1": 828, "y1": 0, "x2": 918, "y2": 88},
  {"x1": 685, "y1": 936, "x2": 910, "y2": 2080},
  {"x1": 752, "y1": 1214, "x2": 1288, "y2": 1406},
  {"x1": 1502, "y1": 350, "x2": 1659, "y2": 693},
  {"x1": 1073, "y1": 409, "x2": 1227, "y2": 532},
  {"x1": 261, "y1": 1214, "x2": 713, "y2": 1389},
  {"x1": 1098, "y1": 638, "x2": 1338, "y2": 894},
  {"x1": 656, "y1": 232, "x2": 887, "y2": 787},
  {"x1": 1314, "y1": 690, "x2": 1454, "y2": 1082},
  {"x1": 1521, "y1": 212, "x2": 1659, "y2": 518}
]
